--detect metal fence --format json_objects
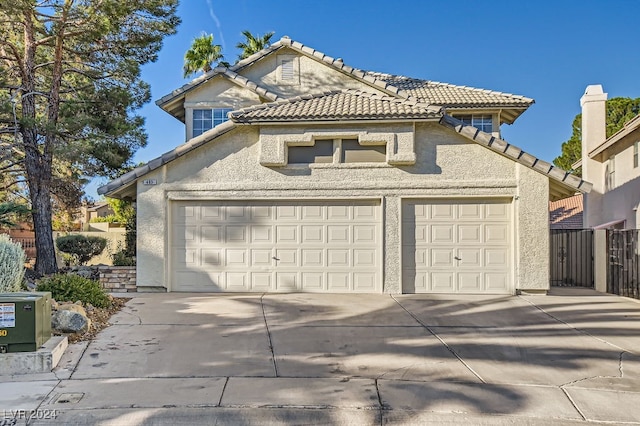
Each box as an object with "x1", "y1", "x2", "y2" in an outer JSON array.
[
  {"x1": 550, "y1": 229, "x2": 594, "y2": 288},
  {"x1": 607, "y1": 229, "x2": 640, "y2": 299}
]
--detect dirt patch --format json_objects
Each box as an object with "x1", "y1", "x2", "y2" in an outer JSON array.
[{"x1": 55, "y1": 297, "x2": 130, "y2": 344}]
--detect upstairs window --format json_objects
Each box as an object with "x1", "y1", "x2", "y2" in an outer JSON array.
[
  {"x1": 288, "y1": 139, "x2": 386, "y2": 165},
  {"x1": 455, "y1": 114, "x2": 493, "y2": 133},
  {"x1": 634, "y1": 141, "x2": 639, "y2": 168},
  {"x1": 193, "y1": 108, "x2": 232, "y2": 137},
  {"x1": 606, "y1": 154, "x2": 616, "y2": 191}
]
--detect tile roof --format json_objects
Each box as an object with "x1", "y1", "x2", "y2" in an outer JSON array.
[
  {"x1": 157, "y1": 37, "x2": 534, "y2": 123},
  {"x1": 440, "y1": 115, "x2": 591, "y2": 199},
  {"x1": 549, "y1": 194, "x2": 584, "y2": 229},
  {"x1": 229, "y1": 90, "x2": 443, "y2": 123},
  {"x1": 364, "y1": 72, "x2": 534, "y2": 109}
]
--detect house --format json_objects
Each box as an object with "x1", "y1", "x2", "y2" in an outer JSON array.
[
  {"x1": 98, "y1": 36, "x2": 590, "y2": 294},
  {"x1": 580, "y1": 85, "x2": 640, "y2": 229},
  {"x1": 549, "y1": 194, "x2": 584, "y2": 230}
]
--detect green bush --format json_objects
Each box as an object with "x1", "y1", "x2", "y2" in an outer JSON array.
[
  {"x1": 111, "y1": 249, "x2": 136, "y2": 266},
  {"x1": 56, "y1": 235, "x2": 107, "y2": 265},
  {"x1": 89, "y1": 215, "x2": 119, "y2": 223},
  {"x1": 36, "y1": 274, "x2": 111, "y2": 308},
  {"x1": 0, "y1": 234, "x2": 26, "y2": 293}
]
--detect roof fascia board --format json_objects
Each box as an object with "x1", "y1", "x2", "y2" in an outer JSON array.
[{"x1": 588, "y1": 114, "x2": 640, "y2": 159}]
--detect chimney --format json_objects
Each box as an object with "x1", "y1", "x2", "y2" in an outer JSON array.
[{"x1": 580, "y1": 85, "x2": 607, "y2": 194}]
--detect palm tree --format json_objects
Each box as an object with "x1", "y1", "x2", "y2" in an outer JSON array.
[
  {"x1": 236, "y1": 30, "x2": 275, "y2": 61},
  {"x1": 183, "y1": 33, "x2": 224, "y2": 78}
]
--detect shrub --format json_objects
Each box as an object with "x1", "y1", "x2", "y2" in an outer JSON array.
[
  {"x1": 112, "y1": 249, "x2": 136, "y2": 266},
  {"x1": 89, "y1": 215, "x2": 119, "y2": 223},
  {"x1": 56, "y1": 235, "x2": 107, "y2": 265},
  {"x1": 0, "y1": 234, "x2": 26, "y2": 292},
  {"x1": 36, "y1": 274, "x2": 111, "y2": 308}
]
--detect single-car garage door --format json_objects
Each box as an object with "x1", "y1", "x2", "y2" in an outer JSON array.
[
  {"x1": 402, "y1": 199, "x2": 512, "y2": 294},
  {"x1": 171, "y1": 200, "x2": 381, "y2": 292}
]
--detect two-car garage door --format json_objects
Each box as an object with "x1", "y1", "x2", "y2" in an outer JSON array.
[
  {"x1": 171, "y1": 200, "x2": 381, "y2": 292},
  {"x1": 170, "y1": 198, "x2": 512, "y2": 294}
]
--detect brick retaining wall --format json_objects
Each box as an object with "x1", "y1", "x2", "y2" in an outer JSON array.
[{"x1": 98, "y1": 266, "x2": 137, "y2": 292}]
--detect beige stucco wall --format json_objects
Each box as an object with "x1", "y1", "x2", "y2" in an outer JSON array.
[
  {"x1": 592, "y1": 140, "x2": 640, "y2": 229},
  {"x1": 134, "y1": 121, "x2": 551, "y2": 293}
]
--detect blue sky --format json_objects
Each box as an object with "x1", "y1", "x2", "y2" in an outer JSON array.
[{"x1": 92, "y1": 0, "x2": 640, "y2": 198}]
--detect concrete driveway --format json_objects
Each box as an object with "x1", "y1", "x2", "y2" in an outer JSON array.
[{"x1": 2, "y1": 288, "x2": 640, "y2": 425}]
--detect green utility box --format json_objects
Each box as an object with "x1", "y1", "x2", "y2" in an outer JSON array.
[{"x1": 0, "y1": 292, "x2": 52, "y2": 353}]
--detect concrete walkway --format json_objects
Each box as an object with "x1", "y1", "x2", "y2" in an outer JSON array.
[{"x1": 1, "y1": 288, "x2": 640, "y2": 425}]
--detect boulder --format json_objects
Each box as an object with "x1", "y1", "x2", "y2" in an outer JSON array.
[
  {"x1": 57, "y1": 302, "x2": 87, "y2": 317},
  {"x1": 52, "y1": 310, "x2": 91, "y2": 333}
]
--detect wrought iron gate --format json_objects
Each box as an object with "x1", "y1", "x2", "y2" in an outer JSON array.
[
  {"x1": 550, "y1": 229, "x2": 594, "y2": 287},
  {"x1": 607, "y1": 229, "x2": 640, "y2": 299}
]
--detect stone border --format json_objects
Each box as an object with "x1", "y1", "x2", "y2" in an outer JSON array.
[{"x1": 98, "y1": 266, "x2": 137, "y2": 293}]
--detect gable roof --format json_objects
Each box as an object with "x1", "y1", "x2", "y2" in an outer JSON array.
[
  {"x1": 549, "y1": 194, "x2": 584, "y2": 229},
  {"x1": 157, "y1": 36, "x2": 533, "y2": 124},
  {"x1": 99, "y1": 112, "x2": 591, "y2": 201},
  {"x1": 230, "y1": 89, "x2": 443, "y2": 123}
]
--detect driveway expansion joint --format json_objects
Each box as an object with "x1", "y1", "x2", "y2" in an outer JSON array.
[
  {"x1": 390, "y1": 295, "x2": 485, "y2": 384},
  {"x1": 260, "y1": 293, "x2": 279, "y2": 377}
]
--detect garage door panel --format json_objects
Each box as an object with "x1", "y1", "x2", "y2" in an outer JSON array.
[
  {"x1": 327, "y1": 273, "x2": 349, "y2": 290},
  {"x1": 202, "y1": 249, "x2": 221, "y2": 266},
  {"x1": 226, "y1": 249, "x2": 247, "y2": 266},
  {"x1": 276, "y1": 272, "x2": 297, "y2": 290},
  {"x1": 251, "y1": 272, "x2": 273, "y2": 291},
  {"x1": 202, "y1": 205, "x2": 222, "y2": 220},
  {"x1": 458, "y1": 225, "x2": 481, "y2": 244},
  {"x1": 251, "y1": 249, "x2": 272, "y2": 266},
  {"x1": 457, "y1": 248, "x2": 481, "y2": 267},
  {"x1": 432, "y1": 204, "x2": 454, "y2": 219},
  {"x1": 226, "y1": 272, "x2": 248, "y2": 290},
  {"x1": 403, "y1": 199, "x2": 512, "y2": 294},
  {"x1": 302, "y1": 225, "x2": 324, "y2": 243},
  {"x1": 171, "y1": 200, "x2": 381, "y2": 292},
  {"x1": 276, "y1": 226, "x2": 298, "y2": 243},
  {"x1": 301, "y1": 272, "x2": 324, "y2": 291},
  {"x1": 459, "y1": 273, "x2": 481, "y2": 292},
  {"x1": 486, "y1": 273, "x2": 509, "y2": 291},
  {"x1": 250, "y1": 225, "x2": 272, "y2": 243},
  {"x1": 328, "y1": 225, "x2": 349, "y2": 243},
  {"x1": 327, "y1": 205, "x2": 350, "y2": 220},
  {"x1": 431, "y1": 225, "x2": 454, "y2": 243},
  {"x1": 432, "y1": 272, "x2": 455, "y2": 292}
]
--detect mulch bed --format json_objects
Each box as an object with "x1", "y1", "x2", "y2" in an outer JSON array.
[{"x1": 56, "y1": 297, "x2": 130, "y2": 344}]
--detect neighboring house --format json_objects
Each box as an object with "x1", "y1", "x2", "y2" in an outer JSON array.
[
  {"x1": 549, "y1": 194, "x2": 583, "y2": 230},
  {"x1": 99, "y1": 36, "x2": 590, "y2": 294},
  {"x1": 579, "y1": 85, "x2": 640, "y2": 229}
]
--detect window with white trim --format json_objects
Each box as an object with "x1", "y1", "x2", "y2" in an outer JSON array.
[
  {"x1": 288, "y1": 139, "x2": 386, "y2": 164},
  {"x1": 606, "y1": 154, "x2": 616, "y2": 191},
  {"x1": 193, "y1": 108, "x2": 232, "y2": 137},
  {"x1": 454, "y1": 114, "x2": 493, "y2": 133}
]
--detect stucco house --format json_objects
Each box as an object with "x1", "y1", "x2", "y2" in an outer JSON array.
[
  {"x1": 579, "y1": 85, "x2": 640, "y2": 229},
  {"x1": 98, "y1": 36, "x2": 590, "y2": 294}
]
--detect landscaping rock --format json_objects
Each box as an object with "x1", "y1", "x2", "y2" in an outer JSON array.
[
  {"x1": 57, "y1": 302, "x2": 87, "y2": 317},
  {"x1": 52, "y1": 310, "x2": 91, "y2": 333}
]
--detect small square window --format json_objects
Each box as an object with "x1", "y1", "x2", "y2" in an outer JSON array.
[{"x1": 193, "y1": 108, "x2": 232, "y2": 137}]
